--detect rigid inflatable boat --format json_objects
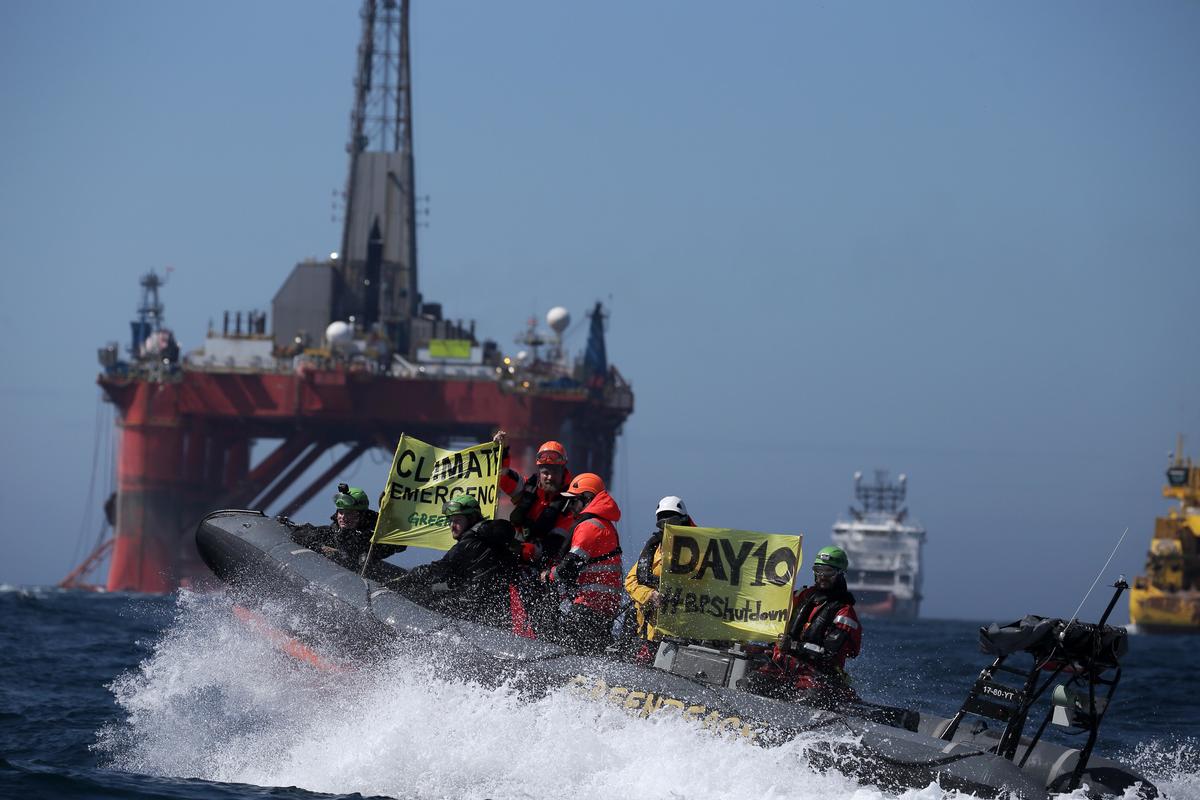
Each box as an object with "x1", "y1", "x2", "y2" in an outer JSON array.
[{"x1": 196, "y1": 510, "x2": 1155, "y2": 799}]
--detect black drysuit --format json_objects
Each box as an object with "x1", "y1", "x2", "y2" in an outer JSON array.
[
  {"x1": 291, "y1": 509, "x2": 405, "y2": 579},
  {"x1": 391, "y1": 519, "x2": 520, "y2": 629}
]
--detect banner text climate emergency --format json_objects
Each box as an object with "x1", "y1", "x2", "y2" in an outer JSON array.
[
  {"x1": 392, "y1": 447, "x2": 502, "y2": 484},
  {"x1": 387, "y1": 447, "x2": 500, "y2": 506},
  {"x1": 373, "y1": 436, "x2": 501, "y2": 551},
  {"x1": 387, "y1": 482, "x2": 497, "y2": 507}
]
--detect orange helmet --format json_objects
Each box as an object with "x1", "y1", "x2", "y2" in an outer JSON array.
[
  {"x1": 561, "y1": 472, "x2": 605, "y2": 498},
  {"x1": 535, "y1": 441, "x2": 567, "y2": 466}
]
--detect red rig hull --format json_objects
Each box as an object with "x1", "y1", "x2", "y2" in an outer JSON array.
[{"x1": 99, "y1": 368, "x2": 630, "y2": 592}]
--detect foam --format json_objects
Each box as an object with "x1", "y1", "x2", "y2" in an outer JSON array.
[{"x1": 95, "y1": 591, "x2": 1156, "y2": 800}]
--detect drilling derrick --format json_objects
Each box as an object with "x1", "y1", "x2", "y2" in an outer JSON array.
[
  {"x1": 73, "y1": 0, "x2": 634, "y2": 593},
  {"x1": 339, "y1": 0, "x2": 419, "y2": 351}
]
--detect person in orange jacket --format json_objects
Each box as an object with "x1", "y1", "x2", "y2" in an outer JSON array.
[
  {"x1": 542, "y1": 472, "x2": 623, "y2": 654},
  {"x1": 493, "y1": 431, "x2": 576, "y2": 564},
  {"x1": 493, "y1": 431, "x2": 579, "y2": 638}
]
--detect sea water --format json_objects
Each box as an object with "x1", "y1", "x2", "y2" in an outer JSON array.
[{"x1": 1, "y1": 587, "x2": 1197, "y2": 800}]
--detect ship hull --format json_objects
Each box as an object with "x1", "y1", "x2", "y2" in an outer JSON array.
[
  {"x1": 1128, "y1": 584, "x2": 1200, "y2": 634},
  {"x1": 849, "y1": 589, "x2": 920, "y2": 620}
]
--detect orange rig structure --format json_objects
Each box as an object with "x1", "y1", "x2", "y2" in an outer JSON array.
[{"x1": 63, "y1": 0, "x2": 633, "y2": 593}]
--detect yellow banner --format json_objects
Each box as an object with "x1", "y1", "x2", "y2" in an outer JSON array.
[
  {"x1": 372, "y1": 434, "x2": 502, "y2": 550},
  {"x1": 428, "y1": 339, "x2": 473, "y2": 359},
  {"x1": 655, "y1": 526, "x2": 802, "y2": 642}
]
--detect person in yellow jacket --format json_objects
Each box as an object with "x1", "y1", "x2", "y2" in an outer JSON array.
[{"x1": 623, "y1": 496, "x2": 695, "y2": 661}]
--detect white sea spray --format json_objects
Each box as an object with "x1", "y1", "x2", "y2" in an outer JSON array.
[
  {"x1": 94, "y1": 591, "x2": 1138, "y2": 800},
  {"x1": 1125, "y1": 738, "x2": 1200, "y2": 800}
]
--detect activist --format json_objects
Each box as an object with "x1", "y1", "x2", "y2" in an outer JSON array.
[
  {"x1": 542, "y1": 472, "x2": 623, "y2": 655},
  {"x1": 493, "y1": 431, "x2": 580, "y2": 639},
  {"x1": 291, "y1": 483, "x2": 405, "y2": 578},
  {"x1": 388, "y1": 495, "x2": 521, "y2": 629},
  {"x1": 753, "y1": 546, "x2": 861, "y2": 706},
  {"x1": 621, "y1": 496, "x2": 696, "y2": 661},
  {"x1": 494, "y1": 431, "x2": 576, "y2": 563}
]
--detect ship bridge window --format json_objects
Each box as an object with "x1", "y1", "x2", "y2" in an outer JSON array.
[
  {"x1": 899, "y1": 574, "x2": 911, "y2": 584},
  {"x1": 1167, "y1": 466, "x2": 1189, "y2": 487}
]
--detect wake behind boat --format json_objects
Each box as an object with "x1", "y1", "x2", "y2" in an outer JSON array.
[{"x1": 196, "y1": 509, "x2": 1155, "y2": 799}]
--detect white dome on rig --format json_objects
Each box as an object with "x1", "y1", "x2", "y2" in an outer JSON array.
[
  {"x1": 325, "y1": 320, "x2": 353, "y2": 347},
  {"x1": 546, "y1": 306, "x2": 571, "y2": 334}
]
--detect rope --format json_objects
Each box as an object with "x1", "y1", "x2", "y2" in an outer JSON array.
[{"x1": 69, "y1": 392, "x2": 106, "y2": 569}]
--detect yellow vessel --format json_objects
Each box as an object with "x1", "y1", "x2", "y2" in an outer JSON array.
[{"x1": 1129, "y1": 437, "x2": 1200, "y2": 633}]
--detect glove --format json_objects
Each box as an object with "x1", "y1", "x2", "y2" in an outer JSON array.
[{"x1": 768, "y1": 645, "x2": 803, "y2": 676}]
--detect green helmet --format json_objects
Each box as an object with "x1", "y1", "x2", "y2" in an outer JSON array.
[
  {"x1": 813, "y1": 546, "x2": 848, "y2": 572},
  {"x1": 334, "y1": 485, "x2": 370, "y2": 511},
  {"x1": 442, "y1": 494, "x2": 481, "y2": 517}
]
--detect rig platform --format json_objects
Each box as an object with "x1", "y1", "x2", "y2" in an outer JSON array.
[{"x1": 65, "y1": 0, "x2": 633, "y2": 592}]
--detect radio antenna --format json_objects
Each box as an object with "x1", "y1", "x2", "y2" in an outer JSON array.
[{"x1": 1064, "y1": 527, "x2": 1129, "y2": 633}]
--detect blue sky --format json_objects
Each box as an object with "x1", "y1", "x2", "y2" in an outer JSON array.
[{"x1": 2, "y1": 1, "x2": 1197, "y2": 623}]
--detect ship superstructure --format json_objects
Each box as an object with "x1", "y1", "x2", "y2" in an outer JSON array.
[
  {"x1": 64, "y1": 0, "x2": 633, "y2": 592},
  {"x1": 1129, "y1": 437, "x2": 1200, "y2": 633},
  {"x1": 830, "y1": 470, "x2": 926, "y2": 619}
]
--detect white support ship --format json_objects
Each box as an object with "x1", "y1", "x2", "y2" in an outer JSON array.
[{"x1": 831, "y1": 470, "x2": 926, "y2": 620}]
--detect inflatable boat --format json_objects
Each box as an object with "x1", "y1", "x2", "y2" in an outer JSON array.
[{"x1": 196, "y1": 510, "x2": 1156, "y2": 799}]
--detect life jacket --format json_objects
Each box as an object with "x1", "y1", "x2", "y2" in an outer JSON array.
[
  {"x1": 510, "y1": 472, "x2": 576, "y2": 559},
  {"x1": 786, "y1": 583, "x2": 861, "y2": 669},
  {"x1": 553, "y1": 490, "x2": 623, "y2": 616},
  {"x1": 635, "y1": 532, "x2": 663, "y2": 589}
]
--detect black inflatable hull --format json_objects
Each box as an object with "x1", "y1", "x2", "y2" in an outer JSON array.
[{"x1": 196, "y1": 510, "x2": 1154, "y2": 799}]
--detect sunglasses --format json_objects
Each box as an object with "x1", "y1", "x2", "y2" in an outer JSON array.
[
  {"x1": 536, "y1": 451, "x2": 566, "y2": 466},
  {"x1": 812, "y1": 566, "x2": 839, "y2": 577}
]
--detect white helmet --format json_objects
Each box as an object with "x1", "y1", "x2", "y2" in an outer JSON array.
[{"x1": 655, "y1": 496, "x2": 688, "y2": 517}]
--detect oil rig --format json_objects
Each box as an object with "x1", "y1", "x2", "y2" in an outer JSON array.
[{"x1": 64, "y1": 0, "x2": 633, "y2": 593}]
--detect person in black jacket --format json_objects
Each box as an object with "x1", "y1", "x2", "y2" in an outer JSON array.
[
  {"x1": 389, "y1": 494, "x2": 520, "y2": 629},
  {"x1": 291, "y1": 483, "x2": 405, "y2": 579}
]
